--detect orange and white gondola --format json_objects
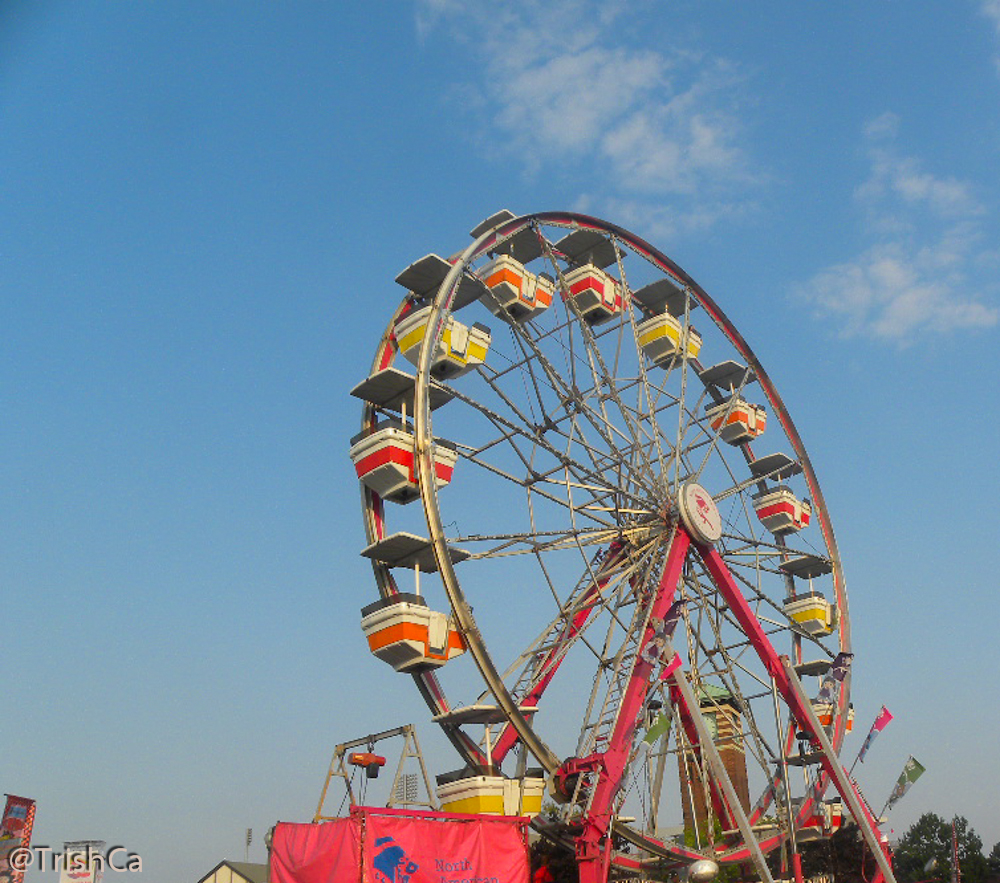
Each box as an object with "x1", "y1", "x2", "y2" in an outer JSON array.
[
  {"x1": 705, "y1": 397, "x2": 766, "y2": 444},
  {"x1": 636, "y1": 312, "x2": 702, "y2": 366},
  {"x1": 360, "y1": 593, "x2": 465, "y2": 673},
  {"x1": 810, "y1": 701, "x2": 852, "y2": 732},
  {"x1": 811, "y1": 700, "x2": 835, "y2": 728},
  {"x1": 394, "y1": 305, "x2": 491, "y2": 380},
  {"x1": 478, "y1": 254, "x2": 554, "y2": 321},
  {"x1": 562, "y1": 263, "x2": 624, "y2": 324},
  {"x1": 349, "y1": 420, "x2": 458, "y2": 505},
  {"x1": 782, "y1": 592, "x2": 838, "y2": 637},
  {"x1": 752, "y1": 485, "x2": 811, "y2": 534}
]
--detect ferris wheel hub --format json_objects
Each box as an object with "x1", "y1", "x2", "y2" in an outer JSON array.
[{"x1": 677, "y1": 482, "x2": 723, "y2": 544}]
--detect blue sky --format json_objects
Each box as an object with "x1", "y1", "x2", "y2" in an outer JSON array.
[{"x1": 3, "y1": 2, "x2": 999, "y2": 880}]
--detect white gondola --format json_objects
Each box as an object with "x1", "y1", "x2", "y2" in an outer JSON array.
[
  {"x1": 810, "y1": 700, "x2": 854, "y2": 731},
  {"x1": 782, "y1": 592, "x2": 838, "y2": 637},
  {"x1": 562, "y1": 263, "x2": 623, "y2": 324},
  {"x1": 753, "y1": 485, "x2": 811, "y2": 534},
  {"x1": 394, "y1": 305, "x2": 491, "y2": 379},
  {"x1": 349, "y1": 420, "x2": 458, "y2": 505},
  {"x1": 636, "y1": 311, "x2": 702, "y2": 365},
  {"x1": 436, "y1": 768, "x2": 545, "y2": 817},
  {"x1": 796, "y1": 799, "x2": 845, "y2": 842},
  {"x1": 360, "y1": 594, "x2": 465, "y2": 672},
  {"x1": 705, "y1": 397, "x2": 766, "y2": 444},
  {"x1": 478, "y1": 255, "x2": 554, "y2": 321}
]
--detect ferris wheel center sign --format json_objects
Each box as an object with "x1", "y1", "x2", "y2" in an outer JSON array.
[{"x1": 679, "y1": 483, "x2": 723, "y2": 544}]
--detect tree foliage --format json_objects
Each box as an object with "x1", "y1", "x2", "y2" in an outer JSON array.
[
  {"x1": 894, "y1": 814, "x2": 988, "y2": 883},
  {"x1": 985, "y1": 842, "x2": 1000, "y2": 881},
  {"x1": 763, "y1": 823, "x2": 878, "y2": 883},
  {"x1": 528, "y1": 808, "x2": 994, "y2": 883}
]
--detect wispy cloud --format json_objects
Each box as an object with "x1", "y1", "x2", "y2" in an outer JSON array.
[
  {"x1": 415, "y1": 0, "x2": 756, "y2": 238},
  {"x1": 797, "y1": 112, "x2": 998, "y2": 342}
]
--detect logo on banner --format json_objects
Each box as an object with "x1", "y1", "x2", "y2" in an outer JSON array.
[{"x1": 372, "y1": 836, "x2": 419, "y2": 883}]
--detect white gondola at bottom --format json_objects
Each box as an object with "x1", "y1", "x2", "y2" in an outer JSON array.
[
  {"x1": 435, "y1": 769, "x2": 545, "y2": 817},
  {"x1": 360, "y1": 594, "x2": 465, "y2": 672},
  {"x1": 796, "y1": 799, "x2": 845, "y2": 842}
]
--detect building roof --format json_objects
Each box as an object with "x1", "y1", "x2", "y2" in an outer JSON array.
[
  {"x1": 196, "y1": 860, "x2": 268, "y2": 883},
  {"x1": 698, "y1": 683, "x2": 738, "y2": 709}
]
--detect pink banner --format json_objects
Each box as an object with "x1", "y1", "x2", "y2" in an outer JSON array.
[
  {"x1": 270, "y1": 810, "x2": 529, "y2": 883},
  {"x1": 271, "y1": 819, "x2": 361, "y2": 883},
  {"x1": 363, "y1": 811, "x2": 528, "y2": 883}
]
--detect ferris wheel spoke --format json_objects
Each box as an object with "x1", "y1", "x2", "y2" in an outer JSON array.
[
  {"x1": 489, "y1": 543, "x2": 646, "y2": 764},
  {"x1": 445, "y1": 383, "x2": 653, "y2": 518},
  {"x1": 492, "y1": 538, "x2": 667, "y2": 766},
  {"x1": 538, "y1": 244, "x2": 661, "y2": 485},
  {"x1": 476, "y1": 346, "x2": 665, "y2": 513}
]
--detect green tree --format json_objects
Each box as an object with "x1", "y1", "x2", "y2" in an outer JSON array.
[
  {"x1": 529, "y1": 803, "x2": 579, "y2": 883},
  {"x1": 529, "y1": 834, "x2": 579, "y2": 883},
  {"x1": 765, "y1": 823, "x2": 878, "y2": 883},
  {"x1": 894, "y1": 814, "x2": 988, "y2": 883},
  {"x1": 986, "y1": 842, "x2": 1000, "y2": 881}
]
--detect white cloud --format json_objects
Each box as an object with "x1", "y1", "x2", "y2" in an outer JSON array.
[
  {"x1": 415, "y1": 0, "x2": 754, "y2": 234},
  {"x1": 800, "y1": 240, "x2": 995, "y2": 341},
  {"x1": 798, "y1": 118, "x2": 998, "y2": 342}
]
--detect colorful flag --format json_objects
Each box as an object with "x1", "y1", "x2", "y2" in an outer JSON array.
[
  {"x1": 858, "y1": 706, "x2": 893, "y2": 764},
  {"x1": 661, "y1": 600, "x2": 686, "y2": 639},
  {"x1": 642, "y1": 710, "x2": 673, "y2": 746},
  {"x1": 816, "y1": 675, "x2": 836, "y2": 704},
  {"x1": 830, "y1": 652, "x2": 854, "y2": 681},
  {"x1": 886, "y1": 756, "x2": 925, "y2": 809},
  {"x1": 641, "y1": 601, "x2": 686, "y2": 666},
  {"x1": 1, "y1": 795, "x2": 37, "y2": 883}
]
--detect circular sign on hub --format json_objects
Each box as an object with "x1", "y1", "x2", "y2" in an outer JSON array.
[{"x1": 679, "y1": 482, "x2": 722, "y2": 544}]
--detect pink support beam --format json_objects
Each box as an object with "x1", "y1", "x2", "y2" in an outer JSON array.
[
  {"x1": 575, "y1": 529, "x2": 690, "y2": 883},
  {"x1": 694, "y1": 542, "x2": 896, "y2": 883}
]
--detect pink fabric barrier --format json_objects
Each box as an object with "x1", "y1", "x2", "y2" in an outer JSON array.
[
  {"x1": 271, "y1": 818, "x2": 362, "y2": 883},
  {"x1": 271, "y1": 809, "x2": 529, "y2": 883}
]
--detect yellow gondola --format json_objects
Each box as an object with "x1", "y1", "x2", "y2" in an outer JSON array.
[
  {"x1": 636, "y1": 311, "x2": 702, "y2": 365},
  {"x1": 436, "y1": 769, "x2": 545, "y2": 817},
  {"x1": 782, "y1": 592, "x2": 838, "y2": 637},
  {"x1": 394, "y1": 305, "x2": 491, "y2": 379}
]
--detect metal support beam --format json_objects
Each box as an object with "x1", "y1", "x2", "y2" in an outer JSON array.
[
  {"x1": 780, "y1": 658, "x2": 896, "y2": 883},
  {"x1": 668, "y1": 656, "x2": 776, "y2": 883}
]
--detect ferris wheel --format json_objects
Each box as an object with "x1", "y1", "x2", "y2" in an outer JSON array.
[{"x1": 348, "y1": 212, "x2": 894, "y2": 883}]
